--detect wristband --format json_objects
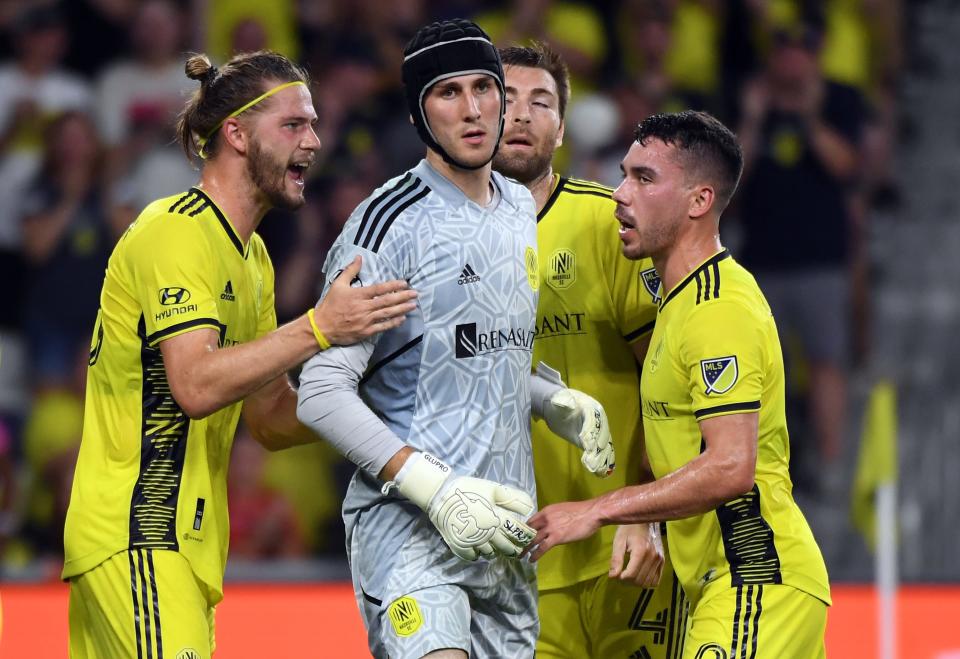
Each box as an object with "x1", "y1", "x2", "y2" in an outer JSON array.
[{"x1": 306, "y1": 308, "x2": 332, "y2": 350}]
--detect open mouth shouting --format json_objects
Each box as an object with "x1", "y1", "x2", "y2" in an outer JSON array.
[
  {"x1": 615, "y1": 207, "x2": 636, "y2": 238},
  {"x1": 287, "y1": 158, "x2": 312, "y2": 186}
]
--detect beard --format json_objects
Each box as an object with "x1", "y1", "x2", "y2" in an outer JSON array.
[
  {"x1": 624, "y1": 218, "x2": 679, "y2": 261},
  {"x1": 247, "y1": 138, "x2": 304, "y2": 210},
  {"x1": 492, "y1": 147, "x2": 553, "y2": 184}
]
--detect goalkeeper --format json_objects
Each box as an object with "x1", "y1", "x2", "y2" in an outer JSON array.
[{"x1": 296, "y1": 18, "x2": 612, "y2": 659}]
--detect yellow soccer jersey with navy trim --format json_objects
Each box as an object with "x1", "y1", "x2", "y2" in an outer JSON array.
[
  {"x1": 532, "y1": 176, "x2": 660, "y2": 590},
  {"x1": 641, "y1": 249, "x2": 830, "y2": 607},
  {"x1": 63, "y1": 187, "x2": 277, "y2": 601}
]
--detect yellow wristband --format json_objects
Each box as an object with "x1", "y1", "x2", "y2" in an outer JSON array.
[{"x1": 306, "y1": 308, "x2": 331, "y2": 351}]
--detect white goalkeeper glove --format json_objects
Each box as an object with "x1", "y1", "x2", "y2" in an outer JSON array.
[
  {"x1": 384, "y1": 452, "x2": 537, "y2": 562},
  {"x1": 532, "y1": 362, "x2": 615, "y2": 477}
]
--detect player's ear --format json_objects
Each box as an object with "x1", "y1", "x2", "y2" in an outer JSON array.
[
  {"x1": 689, "y1": 184, "x2": 714, "y2": 219},
  {"x1": 222, "y1": 116, "x2": 247, "y2": 155},
  {"x1": 555, "y1": 119, "x2": 565, "y2": 148}
]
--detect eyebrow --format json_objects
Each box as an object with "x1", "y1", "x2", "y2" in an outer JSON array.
[
  {"x1": 434, "y1": 80, "x2": 462, "y2": 92},
  {"x1": 621, "y1": 164, "x2": 657, "y2": 179},
  {"x1": 504, "y1": 85, "x2": 556, "y2": 97},
  {"x1": 279, "y1": 114, "x2": 319, "y2": 124}
]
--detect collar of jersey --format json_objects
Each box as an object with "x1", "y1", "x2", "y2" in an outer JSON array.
[
  {"x1": 658, "y1": 248, "x2": 730, "y2": 311},
  {"x1": 415, "y1": 158, "x2": 503, "y2": 211},
  {"x1": 189, "y1": 187, "x2": 248, "y2": 259},
  {"x1": 537, "y1": 175, "x2": 564, "y2": 222}
]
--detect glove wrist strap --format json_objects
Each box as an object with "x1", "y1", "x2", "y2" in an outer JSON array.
[
  {"x1": 389, "y1": 451, "x2": 452, "y2": 509},
  {"x1": 530, "y1": 361, "x2": 566, "y2": 418}
]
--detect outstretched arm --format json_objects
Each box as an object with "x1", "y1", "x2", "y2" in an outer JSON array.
[
  {"x1": 526, "y1": 412, "x2": 758, "y2": 561},
  {"x1": 161, "y1": 256, "x2": 417, "y2": 421}
]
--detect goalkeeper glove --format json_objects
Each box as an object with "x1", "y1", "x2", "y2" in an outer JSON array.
[
  {"x1": 384, "y1": 451, "x2": 536, "y2": 562},
  {"x1": 532, "y1": 362, "x2": 615, "y2": 477}
]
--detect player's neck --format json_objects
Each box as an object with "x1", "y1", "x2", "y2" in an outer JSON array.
[
  {"x1": 426, "y1": 150, "x2": 494, "y2": 206},
  {"x1": 197, "y1": 164, "x2": 269, "y2": 246},
  {"x1": 526, "y1": 168, "x2": 556, "y2": 214},
  {"x1": 656, "y1": 229, "x2": 723, "y2": 295}
]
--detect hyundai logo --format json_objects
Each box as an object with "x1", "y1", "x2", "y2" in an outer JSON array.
[{"x1": 159, "y1": 287, "x2": 191, "y2": 306}]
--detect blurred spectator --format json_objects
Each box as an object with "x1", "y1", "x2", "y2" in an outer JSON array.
[
  {"x1": 476, "y1": 0, "x2": 606, "y2": 94},
  {"x1": 0, "y1": 7, "x2": 92, "y2": 403},
  {"x1": 96, "y1": 0, "x2": 195, "y2": 210},
  {"x1": 228, "y1": 428, "x2": 305, "y2": 559},
  {"x1": 63, "y1": 0, "x2": 138, "y2": 78},
  {"x1": 356, "y1": 0, "x2": 425, "y2": 64},
  {"x1": 260, "y1": 438, "x2": 355, "y2": 556},
  {"x1": 617, "y1": 0, "x2": 723, "y2": 114},
  {"x1": 735, "y1": 24, "x2": 867, "y2": 493},
  {"x1": 18, "y1": 346, "x2": 87, "y2": 563},
  {"x1": 203, "y1": 0, "x2": 299, "y2": 63},
  {"x1": 269, "y1": 172, "x2": 380, "y2": 323},
  {"x1": 20, "y1": 110, "x2": 112, "y2": 391},
  {"x1": 0, "y1": 5, "x2": 91, "y2": 235}
]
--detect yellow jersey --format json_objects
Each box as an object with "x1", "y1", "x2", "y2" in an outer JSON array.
[
  {"x1": 63, "y1": 187, "x2": 277, "y2": 602},
  {"x1": 641, "y1": 249, "x2": 830, "y2": 606},
  {"x1": 532, "y1": 176, "x2": 660, "y2": 590}
]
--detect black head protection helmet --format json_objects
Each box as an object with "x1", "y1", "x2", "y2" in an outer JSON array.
[{"x1": 402, "y1": 19, "x2": 505, "y2": 169}]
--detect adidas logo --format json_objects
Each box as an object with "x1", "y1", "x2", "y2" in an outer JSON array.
[
  {"x1": 457, "y1": 263, "x2": 481, "y2": 285},
  {"x1": 220, "y1": 280, "x2": 235, "y2": 301}
]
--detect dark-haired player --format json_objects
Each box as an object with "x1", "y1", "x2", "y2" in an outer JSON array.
[{"x1": 527, "y1": 111, "x2": 831, "y2": 658}]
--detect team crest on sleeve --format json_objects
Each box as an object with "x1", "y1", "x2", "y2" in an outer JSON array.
[
  {"x1": 525, "y1": 246, "x2": 539, "y2": 291},
  {"x1": 388, "y1": 596, "x2": 424, "y2": 637},
  {"x1": 701, "y1": 356, "x2": 738, "y2": 394},
  {"x1": 640, "y1": 268, "x2": 662, "y2": 303}
]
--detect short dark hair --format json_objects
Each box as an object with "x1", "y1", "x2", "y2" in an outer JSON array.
[
  {"x1": 634, "y1": 110, "x2": 744, "y2": 211},
  {"x1": 498, "y1": 42, "x2": 570, "y2": 120},
  {"x1": 176, "y1": 50, "x2": 309, "y2": 162}
]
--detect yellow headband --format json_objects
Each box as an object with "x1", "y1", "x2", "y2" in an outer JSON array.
[{"x1": 197, "y1": 80, "x2": 307, "y2": 159}]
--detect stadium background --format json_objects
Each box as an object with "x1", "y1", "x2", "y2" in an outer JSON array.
[{"x1": 0, "y1": 0, "x2": 957, "y2": 656}]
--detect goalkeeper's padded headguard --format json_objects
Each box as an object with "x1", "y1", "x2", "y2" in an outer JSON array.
[{"x1": 402, "y1": 18, "x2": 505, "y2": 170}]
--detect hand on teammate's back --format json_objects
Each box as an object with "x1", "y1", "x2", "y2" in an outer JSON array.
[{"x1": 315, "y1": 255, "x2": 418, "y2": 344}]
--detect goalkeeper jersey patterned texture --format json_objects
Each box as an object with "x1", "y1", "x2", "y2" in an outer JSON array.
[
  {"x1": 63, "y1": 187, "x2": 277, "y2": 601},
  {"x1": 640, "y1": 249, "x2": 830, "y2": 607},
  {"x1": 298, "y1": 159, "x2": 539, "y2": 612},
  {"x1": 531, "y1": 176, "x2": 659, "y2": 590}
]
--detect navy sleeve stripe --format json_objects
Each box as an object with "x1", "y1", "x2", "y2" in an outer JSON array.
[
  {"x1": 694, "y1": 401, "x2": 761, "y2": 419},
  {"x1": 147, "y1": 318, "x2": 222, "y2": 345},
  {"x1": 624, "y1": 320, "x2": 656, "y2": 342}
]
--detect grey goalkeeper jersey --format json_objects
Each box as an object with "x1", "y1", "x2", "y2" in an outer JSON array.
[{"x1": 297, "y1": 158, "x2": 539, "y2": 526}]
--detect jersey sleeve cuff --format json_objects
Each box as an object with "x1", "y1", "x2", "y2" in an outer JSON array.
[
  {"x1": 147, "y1": 318, "x2": 223, "y2": 346},
  {"x1": 694, "y1": 400, "x2": 761, "y2": 420},
  {"x1": 623, "y1": 320, "x2": 656, "y2": 343}
]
